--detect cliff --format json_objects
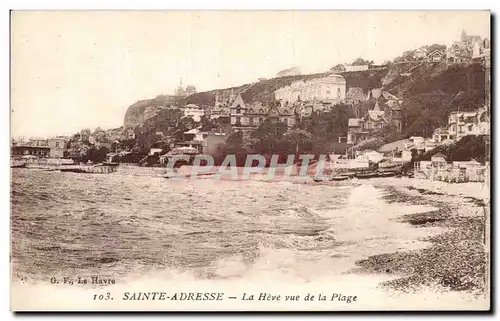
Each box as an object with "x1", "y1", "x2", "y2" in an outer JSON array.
[{"x1": 123, "y1": 95, "x2": 180, "y2": 128}]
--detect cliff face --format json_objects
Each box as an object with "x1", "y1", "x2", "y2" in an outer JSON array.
[{"x1": 123, "y1": 95, "x2": 180, "y2": 128}]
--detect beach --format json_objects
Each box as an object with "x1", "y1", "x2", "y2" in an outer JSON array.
[{"x1": 10, "y1": 167, "x2": 489, "y2": 310}]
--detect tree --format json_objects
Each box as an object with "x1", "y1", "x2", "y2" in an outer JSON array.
[
  {"x1": 86, "y1": 146, "x2": 110, "y2": 163},
  {"x1": 330, "y1": 64, "x2": 346, "y2": 72},
  {"x1": 379, "y1": 124, "x2": 405, "y2": 143},
  {"x1": 402, "y1": 50, "x2": 415, "y2": 61},
  {"x1": 199, "y1": 116, "x2": 217, "y2": 131},
  {"x1": 352, "y1": 58, "x2": 373, "y2": 66},
  {"x1": 281, "y1": 129, "x2": 313, "y2": 155},
  {"x1": 219, "y1": 131, "x2": 253, "y2": 166},
  {"x1": 425, "y1": 44, "x2": 447, "y2": 53},
  {"x1": 415, "y1": 135, "x2": 486, "y2": 164},
  {"x1": 251, "y1": 119, "x2": 288, "y2": 141},
  {"x1": 393, "y1": 56, "x2": 404, "y2": 64},
  {"x1": 401, "y1": 91, "x2": 453, "y2": 138}
]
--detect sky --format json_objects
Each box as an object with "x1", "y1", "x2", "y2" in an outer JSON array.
[{"x1": 10, "y1": 10, "x2": 490, "y2": 138}]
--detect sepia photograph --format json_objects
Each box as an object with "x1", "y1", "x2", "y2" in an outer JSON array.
[{"x1": 10, "y1": 10, "x2": 491, "y2": 311}]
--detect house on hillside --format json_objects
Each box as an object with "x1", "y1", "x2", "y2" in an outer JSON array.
[
  {"x1": 347, "y1": 90, "x2": 403, "y2": 144},
  {"x1": 274, "y1": 74, "x2": 346, "y2": 104},
  {"x1": 209, "y1": 90, "x2": 232, "y2": 120},
  {"x1": 268, "y1": 102, "x2": 296, "y2": 127},
  {"x1": 230, "y1": 94, "x2": 256, "y2": 130},
  {"x1": 171, "y1": 127, "x2": 208, "y2": 153},
  {"x1": 183, "y1": 104, "x2": 205, "y2": 122},
  {"x1": 448, "y1": 107, "x2": 488, "y2": 141},
  {"x1": 427, "y1": 49, "x2": 446, "y2": 63},
  {"x1": 347, "y1": 111, "x2": 386, "y2": 145},
  {"x1": 229, "y1": 94, "x2": 296, "y2": 132},
  {"x1": 432, "y1": 128, "x2": 454, "y2": 144},
  {"x1": 447, "y1": 30, "x2": 487, "y2": 63}
]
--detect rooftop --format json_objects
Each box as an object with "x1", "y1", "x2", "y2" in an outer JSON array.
[{"x1": 348, "y1": 118, "x2": 361, "y2": 127}]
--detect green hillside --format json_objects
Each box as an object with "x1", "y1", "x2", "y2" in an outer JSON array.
[{"x1": 122, "y1": 60, "x2": 487, "y2": 154}]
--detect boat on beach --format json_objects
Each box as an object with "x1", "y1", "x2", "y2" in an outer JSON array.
[
  {"x1": 59, "y1": 163, "x2": 118, "y2": 174},
  {"x1": 330, "y1": 175, "x2": 350, "y2": 181},
  {"x1": 312, "y1": 174, "x2": 350, "y2": 182},
  {"x1": 102, "y1": 162, "x2": 120, "y2": 167},
  {"x1": 354, "y1": 172, "x2": 379, "y2": 179},
  {"x1": 377, "y1": 171, "x2": 398, "y2": 177}
]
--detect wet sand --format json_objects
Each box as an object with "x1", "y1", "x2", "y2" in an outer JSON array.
[{"x1": 355, "y1": 182, "x2": 488, "y2": 297}]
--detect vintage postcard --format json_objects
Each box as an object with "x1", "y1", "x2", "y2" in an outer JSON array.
[{"x1": 10, "y1": 10, "x2": 490, "y2": 311}]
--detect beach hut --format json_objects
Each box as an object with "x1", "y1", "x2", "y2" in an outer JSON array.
[
  {"x1": 465, "y1": 159, "x2": 484, "y2": 182},
  {"x1": 160, "y1": 147, "x2": 200, "y2": 166},
  {"x1": 431, "y1": 153, "x2": 447, "y2": 168}
]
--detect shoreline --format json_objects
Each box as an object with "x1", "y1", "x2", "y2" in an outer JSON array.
[{"x1": 352, "y1": 179, "x2": 489, "y2": 298}]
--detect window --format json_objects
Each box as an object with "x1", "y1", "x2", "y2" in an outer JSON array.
[
  {"x1": 55, "y1": 142, "x2": 60, "y2": 148},
  {"x1": 337, "y1": 88, "x2": 341, "y2": 98},
  {"x1": 236, "y1": 106, "x2": 241, "y2": 114}
]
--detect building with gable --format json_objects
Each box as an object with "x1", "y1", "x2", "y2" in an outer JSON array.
[
  {"x1": 229, "y1": 93, "x2": 296, "y2": 132},
  {"x1": 427, "y1": 49, "x2": 446, "y2": 62},
  {"x1": 447, "y1": 29, "x2": 489, "y2": 63},
  {"x1": 347, "y1": 89, "x2": 402, "y2": 144}
]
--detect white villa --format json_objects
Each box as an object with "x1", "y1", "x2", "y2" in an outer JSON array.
[
  {"x1": 274, "y1": 74, "x2": 346, "y2": 104},
  {"x1": 183, "y1": 104, "x2": 205, "y2": 122}
]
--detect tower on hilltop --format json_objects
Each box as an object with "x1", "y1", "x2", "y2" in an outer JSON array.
[
  {"x1": 174, "y1": 78, "x2": 185, "y2": 96},
  {"x1": 174, "y1": 78, "x2": 196, "y2": 97},
  {"x1": 461, "y1": 29, "x2": 468, "y2": 42}
]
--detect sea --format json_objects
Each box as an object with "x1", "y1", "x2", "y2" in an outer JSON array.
[{"x1": 10, "y1": 166, "x2": 488, "y2": 310}]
